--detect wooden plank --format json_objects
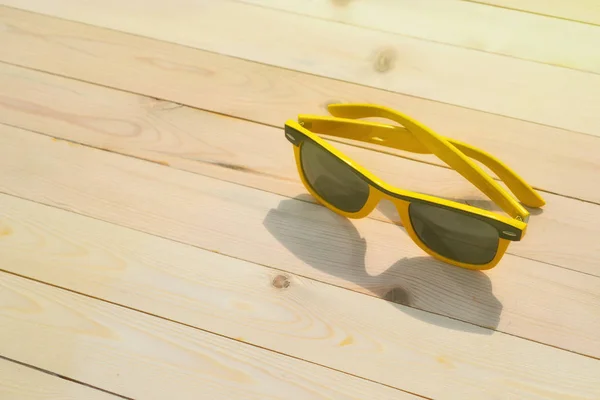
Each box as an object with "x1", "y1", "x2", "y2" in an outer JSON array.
[
  {"x1": 241, "y1": 0, "x2": 600, "y2": 74},
  {"x1": 1, "y1": 125, "x2": 600, "y2": 359},
  {"x1": 0, "y1": 273, "x2": 414, "y2": 400},
  {"x1": 0, "y1": 358, "x2": 119, "y2": 400},
  {"x1": 0, "y1": 63, "x2": 599, "y2": 277},
  {"x1": 1, "y1": 2, "x2": 599, "y2": 135},
  {"x1": 1, "y1": 199, "x2": 600, "y2": 399},
  {"x1": 471, "y1": 0, "x2": 600, "y2": 26},
  {"x1": 1, "y1": 9, "x2": 598, "y2": 205},
  {"x1": 1, "y1": 10, "x2": 599, "y2": 205}
]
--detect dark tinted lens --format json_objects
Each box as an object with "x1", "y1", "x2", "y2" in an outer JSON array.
[
  {"x1": 300, "y1": 140, "x2": 370, "y2": 213},
  {"x1": 409, "y1": 202, "x2": 499, "y2": 265}
]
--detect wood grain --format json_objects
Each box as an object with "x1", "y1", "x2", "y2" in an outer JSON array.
[
  {"x1": 1, "y1": 3, "x2": 598, "y2": 397},
  {"x1": 471, "y1": 0, "x2": 600, "y2": 26},
  {"x1": 1, "y1": 8, "x2": 597, "y2": 205},
  {"x1": 1, "y1": 1, "x2": 599, "y2": 135},
  {"x1": 241, "y1": 0, "x2": 600, "y2": 74},
  {"x1": 2, "y1": 197, "x2": 600, "y2": 398},
  {"x1": 0, "y1": 358, "x2": 119, "y2": 400},
  {"x1": 1, "y1": 63, "x2": 599, "y2": 276},
  {"x1": 1, "y1": 8, "x2": 598, "y2": 205},
  {"x1": 1, "y1": 125, "x2": 600, "y2": 358},
  {"x1": 0, "y1": 272, "x2": 415, "y2": 400}
]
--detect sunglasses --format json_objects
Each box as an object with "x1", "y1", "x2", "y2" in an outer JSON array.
[{"x1": 284, "y1": 104, "x2": 545, "y2": 270}]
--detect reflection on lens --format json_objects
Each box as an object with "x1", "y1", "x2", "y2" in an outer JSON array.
[
  {"x1": 409, "y1": 202, "x2": 499, "y2": 265},
  {"x1": 300, "y1": 140, "x2": 370, "y2": 213}
]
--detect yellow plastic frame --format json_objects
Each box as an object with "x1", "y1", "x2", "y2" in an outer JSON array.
[{"x1": 284, "y1": 103, "x2": 545, "y2": 270}]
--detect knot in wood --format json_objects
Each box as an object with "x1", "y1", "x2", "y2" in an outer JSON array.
[
  {"x1": 272, "y1": 275, "x2": 290, "y2": 289},
  {"x1": 374, "y1": 48, "x2": 397, "y2": 73}
]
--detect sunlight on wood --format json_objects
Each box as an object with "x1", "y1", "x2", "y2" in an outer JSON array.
[
  {"x1": 0, "y1": 358, "x2": 119, "y2": 400},
  {"x1": 471, "y1": 0, "x2": 600, "y2": 26},
  {"x1": 242, "y1": 0, "x2": 600, "y2": 74},
  {"x1": 1, "y1": 1, "x2": 600, "y2": 135},
  {"x1": 0, "y1": 0, "x2": 599, "y2": 398}
]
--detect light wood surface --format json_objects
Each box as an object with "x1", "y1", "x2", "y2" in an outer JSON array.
[
  {"x1": 1, "y1": 8, "x2": 598, "y2": 204},
  {"x1": 1, "y1": 63, "x2": 599, "y2": 276},
  {"x1": 241, "y1": 0, "x2": 600, "y2": 73},
  {"x1": 0, "y1": 273, "x2": 416, "y2": 400},
  {"x1": 1, "y1": 125, "x2": 600, "y2": 359},
  {"x1": 1, "y1": 194, "x2": 600, "y2": 399},
  {"x1": 2, "y1": 1, "x2": 600, "y2": 136},
  {"x1": 1, "y1": 1, "x2": 599, "y2": 398},
  {"x1": 471, "y1": 0, "x2": 600, "y2": 26},
  {"x1": 0, "y1": 358, "x2": 119, "y2": 400}
]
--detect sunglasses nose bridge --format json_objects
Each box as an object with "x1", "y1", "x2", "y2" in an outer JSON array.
[
  {"x1": 361, "y1": 185, "x2": 384, "y2": 214},
  {"x1": 385, "y1": 195, "x2": 412, "y2": 224}
]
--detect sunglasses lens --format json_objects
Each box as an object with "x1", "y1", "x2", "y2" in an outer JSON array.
[
  {"x1": 408, "y1": 202, "x2": 499, "y2": 265},
  {"x1": 300, "y1": 140, "x2": 370, "y2": 213}
]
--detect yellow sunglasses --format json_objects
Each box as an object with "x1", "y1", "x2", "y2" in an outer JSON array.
[{"x1": 284, "y1": 104, "x2": 545, "y2": 270}]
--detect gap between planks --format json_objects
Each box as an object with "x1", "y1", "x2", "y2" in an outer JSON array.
[
  {"x1": 238, "y1": 0, "x2": 600, "y2": 75},
  {"x1": 463, "y1": 0, "x2": 600, "y2": 26},
  {"x1": 2, "y1": 117, "x2": 600, "y2": 278},
  {"x1": 0, "y1": 268, "x2": 426, "y2": 400},
  {"x1": 1, "y1": 1, "x2": 599, "y2": 136},
  {"x1": 5, "y1": 182, "x2": 599, "y2": 362},
  {"x1": 0, "y1": 271, "x2": 419, "y2": 400},
  {"x1": 1, "y1": 8, "x2": 598, "y2": 206},
  {"x1": 0, "y1": 356, "x2": 128, "y2": 400},
  {"x1": 1, "y1": 4, "x2": 596, "y2": 398},
  {"x1": 1, "y1": 63, "x2": 599, "y2": 277},
  {"x1": 2, "y1": 60, "x2": 598, "y2": 208},
  {"x1": 1, "y1": 123, "x2": 600, "y2": 360},
  {"x1": 2, "y1": 107, "x2": 600, "y2": 278},
  {"x1": 1, "y1": 193, "x2": 599, "y2": 399}
]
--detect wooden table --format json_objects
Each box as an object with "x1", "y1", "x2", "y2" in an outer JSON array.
[{"x1": 1, "y1": 1, "x2": 599, "y2": 399}]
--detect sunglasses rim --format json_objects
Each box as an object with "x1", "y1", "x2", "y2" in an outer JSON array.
[
  {"x1": 296, "y1": 140, "x2": 509, "y2": 269},
  {"x1": 299, "y1": 138, "x2": 371, "y2": 213},
  {"x1": 407, "y1": 201, "x2": 501, "y2": 266},
  {"x1": 287, "y1": 123, "x2": 525, "y2": 242}
]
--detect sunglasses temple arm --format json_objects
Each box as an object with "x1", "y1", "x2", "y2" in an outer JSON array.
[
  {"x1": 299, "y1": 114, "x2": 544, "y2": 209},
  {"x1": 446, "y1": 139, "x2": 545, "y2": 208},
  {"x1": 297, "y1": 117, "x2": 429, "y2": 153},
  {"x1": 325, "y1": 104, "x2": 544, "y2": 216}
]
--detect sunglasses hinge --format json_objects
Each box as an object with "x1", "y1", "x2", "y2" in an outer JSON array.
[{"x1": 284, "y1": 125, "x2": 302, "y2": 146}]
